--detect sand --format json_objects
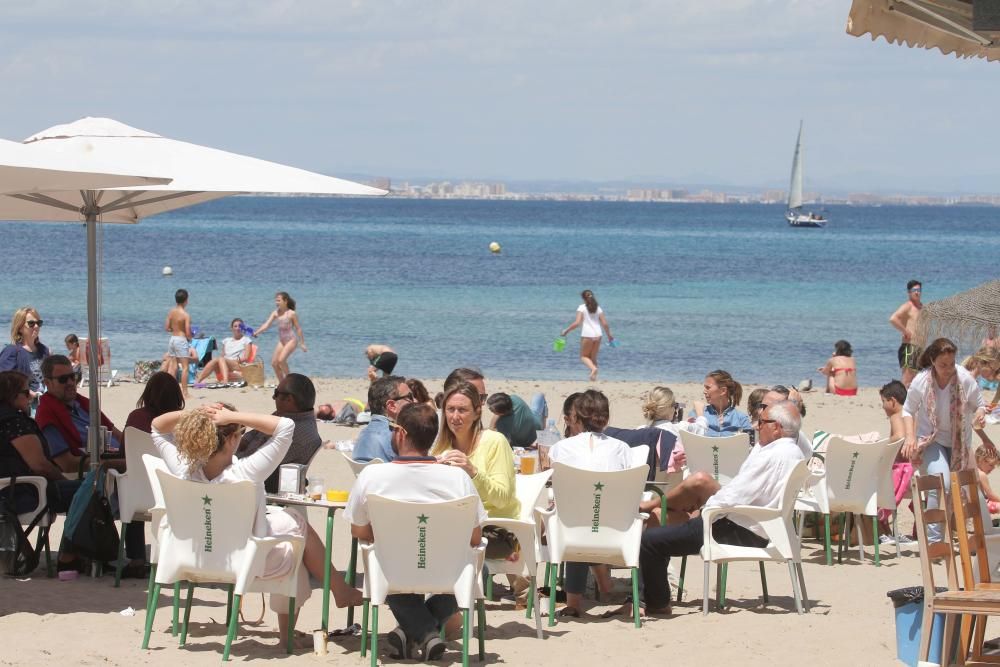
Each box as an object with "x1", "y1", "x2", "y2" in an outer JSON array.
[{"x1": 1, "y1": 377, "x2": 981, "y2": 666}]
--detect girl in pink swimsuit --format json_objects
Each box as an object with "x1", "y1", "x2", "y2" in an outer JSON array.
[{"x1": 254, "y1": 292, "x2": 307, "y2": 384}]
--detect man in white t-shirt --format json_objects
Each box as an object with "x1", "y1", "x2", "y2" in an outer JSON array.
[
  {"x1": 345, "y1": 403, "x2": 487, "y2": 661},
  {"x1": 195, "y1": 318, "x2": 253, "y2": 384}
]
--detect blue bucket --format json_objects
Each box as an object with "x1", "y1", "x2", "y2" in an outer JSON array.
[{"x1": 888, "y1": 587, "x2": 957, "y2": 666}]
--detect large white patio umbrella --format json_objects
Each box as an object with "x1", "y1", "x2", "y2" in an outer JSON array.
[
  {"x1": 0, "y1": 117, "x2": 386, "y2": 467},
  {"x1": 0, "y1": 137, "x2": 170, "y2": 194}
]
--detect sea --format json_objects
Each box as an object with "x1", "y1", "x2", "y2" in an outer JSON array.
[{"x1": 2, "y1": 197, "x2": 997, "y2": 387}]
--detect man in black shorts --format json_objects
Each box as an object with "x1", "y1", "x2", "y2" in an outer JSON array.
[
  {"x1": 889, "y1": 280, "x2": 923, "y2": 387},
  {"x1": 366, "y1": 344, "x2": 398, "y2": 381}
]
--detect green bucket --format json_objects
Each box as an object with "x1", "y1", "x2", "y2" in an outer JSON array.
[{"x1": 553, "y1": 337, "x2": 566, "y2": 352}]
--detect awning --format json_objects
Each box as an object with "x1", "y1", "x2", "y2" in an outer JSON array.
[{"x1": 847, "y1": 0, "x2": 1000, "y2": 62}]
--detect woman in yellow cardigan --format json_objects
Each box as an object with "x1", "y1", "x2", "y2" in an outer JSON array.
[{"x1": 433, "y1": 380, "x2": 520, "y2": 526}]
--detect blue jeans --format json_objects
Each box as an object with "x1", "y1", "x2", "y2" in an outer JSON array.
[
  {"x1": 386, "y1": 594, "x2": 458, "y2": 643},
  {"x1": 529, "y1": 393, "x2": 548, "y2": 430},
  {"x1": 919, "y1": 442, "x2": 951, "y2": 543}
]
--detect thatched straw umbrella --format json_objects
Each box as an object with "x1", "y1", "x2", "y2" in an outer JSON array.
[{"x1": 915, "y1": 280, "x2": 1000, "y2": 349}]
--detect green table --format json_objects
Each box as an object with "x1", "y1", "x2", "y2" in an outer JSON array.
[{"x1": 267, "y1": 494, "x2": 353, "y2": 632}]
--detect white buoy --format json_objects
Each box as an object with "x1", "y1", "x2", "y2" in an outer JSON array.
[
  {"x1": 489, "y1": 241, "x2": 501, "y2": 254},
  {"x1": 162, "y1": 266, "x2": 173, "y2": 276}
]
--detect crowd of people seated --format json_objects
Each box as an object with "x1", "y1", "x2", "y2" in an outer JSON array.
[{"x1": 6, "y1": 321, "x2": 1000, "y2": 660}]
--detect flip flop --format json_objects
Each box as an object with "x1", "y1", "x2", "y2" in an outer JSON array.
[{"x1": 557, "y1": 606, "x2": 581, "y2": 618}]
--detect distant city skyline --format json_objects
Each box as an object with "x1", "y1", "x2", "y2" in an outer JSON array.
[{"x1": 2, "y1": 2, "x2": 998, "y2": 193}]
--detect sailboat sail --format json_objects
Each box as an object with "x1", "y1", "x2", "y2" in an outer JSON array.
[{"x1": 787, "y1": 121, "x2": 803, "y2": 210}]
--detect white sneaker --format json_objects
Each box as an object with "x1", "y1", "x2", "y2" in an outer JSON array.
[
  {"x1": 879, "y1": 534, "x2": 895, "y2": 545},
  {"x1": 896, "y1": 534, "x2": 917, "y2": 545}
]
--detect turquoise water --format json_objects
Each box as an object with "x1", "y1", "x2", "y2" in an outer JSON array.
[{"x1": 2, "y1": 198, "x2": 996, "y2": 385}]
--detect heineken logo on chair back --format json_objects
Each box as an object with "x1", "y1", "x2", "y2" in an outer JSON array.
[
  {"x1": 416, "y1": 513, "x2": 428, "y2": 569},
  {"x1": 712, "y1": 445, "x2": 720, "y2": 480},
  {"x1": 844, "y1": 451, "x2": 860, "y2": 490},
  {"x1": 592, "y1": 482, "x2": 604, "y2": 533},
  {"x1": 202, "y1": 494, "x2": 213, "y2": 552}
]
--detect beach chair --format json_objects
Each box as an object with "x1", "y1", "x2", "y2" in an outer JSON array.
[
  {"x1": 0, "y1": 476, "x2": 53, "y2": 576},
  {"x1": 482, "y1": 470, "x2": 552, "y2": 639},
  {"x1": 794, "y1": 436, "x2": 902, "y2": 566},
  {"x1": 950, "y1": 469, "x2": 1000, "y2": 663},
  {"x1": 79, "y1": 337, "x2": 112, "y2": 385},
  {"x1": 538, "y1": 462, "x2": 648, "y2": 628},
  {"x1": 359, "y1": 495, "x2": 487, "y2": 667},
  {"x1": 107, "y1": 427, "x2": 159, "y2": 587},
  {"x1": 142, "y1": 470, "x2": 305, "y2": 660},
  {"x1": 680, "y1": 431, "x2": 750, "y2": 485},
  {"x1": 700, "y1": 460, "x2": 811, "y2": 615}
]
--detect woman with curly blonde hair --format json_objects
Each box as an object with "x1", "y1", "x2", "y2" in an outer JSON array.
[{"x1": 151, "y1": 403, "x2": 361, "y2": 645}]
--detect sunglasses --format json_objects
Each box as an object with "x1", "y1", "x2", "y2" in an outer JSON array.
[
  {"x1": 48, "y1": 371, "x2": 81, "y2": 384},
  {"x1": 26, "y1": 319, "x2": 43, "y2": 328},
  {"x1": 272, "y1": 389, "x2": 294, "y2": 400},
  {"x1": 392, "y1": 392, "x2": 416, "y2": 403},
  {"x1": 758, "y1": 418, "x2": 777, "y2": 425},
  {"x1": 388, "y1": 421, "x2": 408, "y2": 435},
  {"x1": 479, "y1": 393, "x2": 488, "y2": 402},
  {"x1": 909, "y1": 288, "x2": 922, "y2": 293}
]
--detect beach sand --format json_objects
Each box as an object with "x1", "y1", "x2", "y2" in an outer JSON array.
[{"x1": 0, "y1": 377, "x2": 978, "y2": 666}]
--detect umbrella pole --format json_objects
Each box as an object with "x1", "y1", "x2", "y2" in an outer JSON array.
[{"x1": 85, "y1": 202, "x2": 101, "y2": 472}]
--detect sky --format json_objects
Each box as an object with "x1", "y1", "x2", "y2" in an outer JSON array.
[{"x1": 0, "y1": 1, "x2": 997, "y2": 194}]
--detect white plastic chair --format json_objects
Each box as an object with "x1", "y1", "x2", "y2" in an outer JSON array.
[
  {"x1": 680, "y1": 431, "x2": 750, "y2": 485},
  {"x1": 483, "y1": 470, "x2": 552, "y2": 639},
  {"x1": 701, "y1": 459, "x2": 812, "y2": 615},
  {"x1": 335, "y1": 451, "x2": 383, "y2": 627},
  {"x1": 629, "y1": 444, "x2": 650, "y2": 468},
  {"x1": 340, "y1": 450, "x2": 384, "y2": 476},
  {"x1": 794, "y1": 437, "x2": 902, "y2": 566},
  {"x1": 537, "y1": 462, "x2": 649, "y2": 628},
  {"x1": 107, "y1": 427, "x2": 160, "y2": 586},
  {"x1": 141, "y1": 469, "x2": 306, "y2": 661},
  {"x1": 359, "y1": 494, "x2": 487, "y2": 667},
  {"x1": 0, "y1": 476, "x2": 52, "y2": 575}
]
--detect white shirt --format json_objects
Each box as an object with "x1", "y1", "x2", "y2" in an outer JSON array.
[
  {"x1": 153, "y1": 416, "x2": 295, "y2": 537},
  {"x1": 549, "y1": 431, "x2": 632, "y2": 472},
  {"x1": 902, "y1": 365, "x2": 984, "y2": 448},
  {"x1": 222, "y1": 336, "x2": 251, "y2": 360},
  {"x1": 344, "y1": 459, "x2": 489, "y2": 528},
  {"x1": 703, "y1": 435, "x2": 805, "y2": 538},
  {"x1": 577, "y1": 304, "x2": 604, "y2": 338}
]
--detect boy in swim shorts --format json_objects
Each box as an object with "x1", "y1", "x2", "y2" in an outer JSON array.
[{"x1": 163, "y1": 288, "x2": 192, "y2": 398}]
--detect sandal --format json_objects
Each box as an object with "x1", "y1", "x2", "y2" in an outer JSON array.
[
  {"x1": 557, "y1": 606, "x2": 581, "y2": 618},
  {"x1": 57, "y1": 557, "x2": 85, "y2": 573}
]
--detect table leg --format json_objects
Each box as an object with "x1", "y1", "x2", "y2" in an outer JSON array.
[
  {"x1": 322, "y1": 508, "x2": 333, "y2": 632},
  {"x1": 346, "y1": 537, "x2": 358, "y2": 626}
]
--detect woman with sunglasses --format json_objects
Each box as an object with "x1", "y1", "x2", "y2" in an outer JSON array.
[
  {"x1": 0, "y1": 306, "x2": 50, "y2": 404},
  {"x1": 151, "y1": 403, "x2": 362, "y2": 645},
  {"x1": 0, "y1": 370, "x2": 84, "y2": 572}
]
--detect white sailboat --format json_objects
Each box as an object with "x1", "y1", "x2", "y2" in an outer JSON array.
[{"x1": 786, "y1": 121, "x2": 826, "y2": 228}]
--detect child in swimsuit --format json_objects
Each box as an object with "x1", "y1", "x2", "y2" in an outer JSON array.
[
  {"x1": 163, "y1": 288, "x2": 192, "y2": 398},
  {"x1": 254, "y1": 291, "x2": 307, "y2": 384}
]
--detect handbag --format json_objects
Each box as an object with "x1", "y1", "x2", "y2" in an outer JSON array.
[
  {"x1": 64, "y1": 466, "x2": 120, "y2": 562},
  {"x1": 0, "y1": 476, "x2": 45, "y2": 576}
]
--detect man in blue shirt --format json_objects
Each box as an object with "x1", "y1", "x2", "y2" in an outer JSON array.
[{"x1": 352, "y1": 375, "x2": 415, "y2": 462}]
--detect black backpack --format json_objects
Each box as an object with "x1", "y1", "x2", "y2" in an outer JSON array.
[{"x1": 0, "y1": 477, "x2": 45, "y2": 577}]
